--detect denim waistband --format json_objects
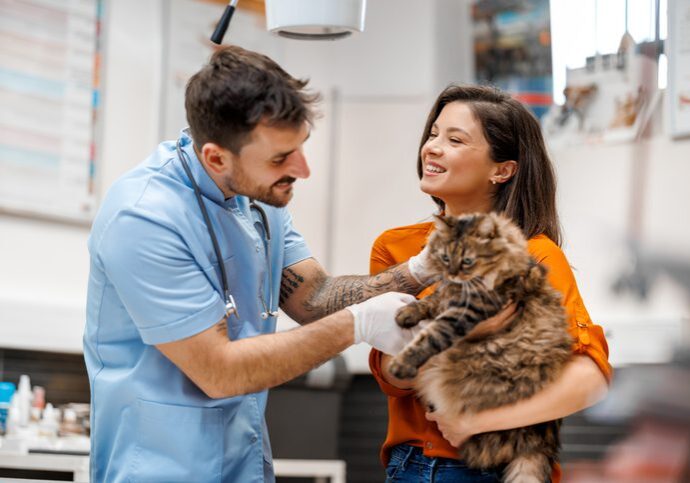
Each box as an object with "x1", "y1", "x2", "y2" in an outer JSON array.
[{"x1": 389, "y1": 444, "x2": 470, "y2": 468}]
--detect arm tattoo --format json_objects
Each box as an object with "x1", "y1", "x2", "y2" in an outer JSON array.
[
  {"x1": 216, "y1": 319, "x2": 228, "y2": 335},
  {"x1": 303, "y1": 263, "x2": 420, "y2": 319},
  {"x1": 280, "y1": 267, "x2": 305, "y2": 306}
]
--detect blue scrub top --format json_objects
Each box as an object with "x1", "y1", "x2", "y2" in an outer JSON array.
[{"x1": 84, "y1": 130, "x2": 311, "y2": 482}]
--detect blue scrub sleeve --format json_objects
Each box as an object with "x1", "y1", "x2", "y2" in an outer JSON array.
[
  {"x1": 97, "y1": 211, "x2": 226, "y2": 345},
  {"x1": 280, "y1": 209, "x2": 312, "y2": 268}
]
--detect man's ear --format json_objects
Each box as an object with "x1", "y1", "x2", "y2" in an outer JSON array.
[
  {"x1": 200, "y1": 143, "x2": 232, "y2": 175},
  {"x1": 491, "y1": 160, "x2": 518, "y2": 184}
]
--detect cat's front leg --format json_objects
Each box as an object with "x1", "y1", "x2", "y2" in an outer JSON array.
[
  {"x1": 388, "y1": 321, "x2": 455, "y2": 379},
  {"x1": 395, "y1": 295, "x2": 437, "y2": 328}
]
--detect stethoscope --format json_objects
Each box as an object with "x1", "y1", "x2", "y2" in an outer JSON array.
[{"x1": 176, "y1": 136, "x2": 279, "y2": 321}]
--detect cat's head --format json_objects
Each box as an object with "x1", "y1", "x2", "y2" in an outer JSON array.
[{"x1": 426, "y1": 212, "x2": 529, "y2": 285}]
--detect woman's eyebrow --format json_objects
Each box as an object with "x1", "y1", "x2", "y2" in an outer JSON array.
[{"x1": 447, "y1": 126, "x2": 473, "y2": 141}]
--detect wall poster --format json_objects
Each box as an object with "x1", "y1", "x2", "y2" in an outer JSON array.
[
  {"x1": 473, "y1": 0, "x2": 553, "y2": 119},
  {"x1": 0, "y1": 0, "x2": 103, "y2": 224}
]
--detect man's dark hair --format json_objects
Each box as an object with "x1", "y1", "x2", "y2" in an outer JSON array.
[{"x1": 185, "y1": 45, "x2": 320, "y2": 154}]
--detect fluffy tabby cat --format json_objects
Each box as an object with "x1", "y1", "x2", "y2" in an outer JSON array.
[{"x1": 388, "y1": 212, "x2": 573, "y2": 483}]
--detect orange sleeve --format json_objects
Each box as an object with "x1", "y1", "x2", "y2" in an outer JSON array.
[
  {"x1": 368, "y1": 232, "x2": 417, "y2": 396},
  {"x1": 370, "y1": 232, "x2": 396, "y2": 276},
  {"x1": 531, "y1": 239, "x2": 613, "y2": 384},
  {"x1": 369, "y1": 349, "x2": 416, "y2": 397}
]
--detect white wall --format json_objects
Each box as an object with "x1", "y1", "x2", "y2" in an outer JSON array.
[
  {"x1": 551, "y1": 105, "x2": 690, "y2": 365},
  {"x1": 0, "y1": 0, "x2": 163, "y2": 353},
  {"x1": 2, "y1": 0, "x2": 688, "y2": 373},
  {"x1": 0, "y1": 0, "x2": 471, "y2": 366}
]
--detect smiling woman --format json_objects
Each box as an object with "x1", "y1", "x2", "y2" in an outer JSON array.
[
  {"x1": 419, "y1": 102, "x2": 507, "y2": 215},
  {"x1": 368, "y1": 84, "x2": 611, "y2": 483}
]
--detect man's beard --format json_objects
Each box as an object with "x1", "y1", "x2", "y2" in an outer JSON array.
[{"x1": 224, "y1": 172, "x2": 296, "y2": 208}]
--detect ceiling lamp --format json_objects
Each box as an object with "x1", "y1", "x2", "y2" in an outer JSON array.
[{"x1": 265, "y1": 0, "x2": 367, "y2": 40}]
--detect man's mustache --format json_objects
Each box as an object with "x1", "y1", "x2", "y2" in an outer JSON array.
[{"x1": 273, "y1": 177, "x2": 296, "y2": 187}]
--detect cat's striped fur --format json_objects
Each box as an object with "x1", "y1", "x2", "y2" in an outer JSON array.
[{"x1": 388, "y1": 212, "x2": 573, "y2": 483}]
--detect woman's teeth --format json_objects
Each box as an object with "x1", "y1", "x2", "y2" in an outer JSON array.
[{"x1": 426, "y1": 164, "x2": 446, "y2": 174}]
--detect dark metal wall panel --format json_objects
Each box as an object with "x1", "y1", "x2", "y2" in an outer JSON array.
[
  {"x1": 338, "y1": 375, "x2": 389, "y2": 483},
  {"x1": 0, "y1": 348, "x2": 90, "y2": 405}
]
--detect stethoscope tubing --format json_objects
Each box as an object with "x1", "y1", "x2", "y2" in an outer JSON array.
[{"x1": 176, "y1": 137, "x2": 277, "y2": 321}]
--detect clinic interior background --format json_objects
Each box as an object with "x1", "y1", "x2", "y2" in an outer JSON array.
[{"x1": 1, "y1": 0, "x2": 689, "y2": 374}]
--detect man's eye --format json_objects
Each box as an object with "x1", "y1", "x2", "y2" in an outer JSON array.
[{"x1": 273, "y1": 157, "x2": 287, "y2": 164}]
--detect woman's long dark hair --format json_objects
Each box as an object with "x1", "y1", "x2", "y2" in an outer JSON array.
[{"x1": 417, "y1": 85, "x2": 561, "y2": 246}]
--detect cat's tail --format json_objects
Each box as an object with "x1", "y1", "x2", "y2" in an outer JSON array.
[{"x1": 503, "y1": 452, "x2": 551, "y2": 483}]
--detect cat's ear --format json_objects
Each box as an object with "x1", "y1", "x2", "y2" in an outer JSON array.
[
  {"x1": 433, "y1": 214, "x2": 453, "y2": 233},
  {"x1": 524, "y1": 261, "x2": 547, "y2": 291},
  {"x1": 493, "y1": 212, "x2": 528, "y2": 246},
  {"x1": 476, "y1": 214, "x2": 498, "y2": 238}
]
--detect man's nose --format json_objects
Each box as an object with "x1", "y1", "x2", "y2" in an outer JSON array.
[{"x1": 288, "y1": 149, "x2": 310, "y2": 179}]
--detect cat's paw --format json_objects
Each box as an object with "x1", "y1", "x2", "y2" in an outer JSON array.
[
  {"x1": 388, "y1": 359, "x2": 418, "y2": 379},
  {"x1": 395, "y1": 305, "x2": 421, "y2": 328}
]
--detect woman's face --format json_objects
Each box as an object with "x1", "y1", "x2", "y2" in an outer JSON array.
[{"x1": 419, "y1": 101, "x2": 496, "y2": 212}]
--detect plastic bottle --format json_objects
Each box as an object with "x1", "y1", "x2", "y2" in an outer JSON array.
[
  {"x1": 0, "y1": 382, "x2": 16, "y2": 435},
  {"x1": 6, "y1": 394, "x2": 20, "y2": 435},
  {"x1": 39, "y1": 403, "x2": 59, "y2": 438},
  {"x1": 16, "y1": 375, "x2": 32, "y2": 428}
]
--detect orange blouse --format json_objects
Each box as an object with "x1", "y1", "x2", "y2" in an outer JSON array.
[{"x1": 368, "y1": 222, "x2": 612, "y2": 483}]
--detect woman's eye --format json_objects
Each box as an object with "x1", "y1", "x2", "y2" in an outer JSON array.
[
  {"x1": 462, "y1": 257, "x2": 474, "y2": 266},
  {"x1": 450, "y1": 138, "x2": 462, "y2": 144},
  {"x1": 428, "y1": 132, "x2": 438, "y2": 139}
]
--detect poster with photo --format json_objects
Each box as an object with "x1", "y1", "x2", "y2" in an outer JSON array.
[{"x1": 473, "y1": 0, "x2": 552, "y2": 119}]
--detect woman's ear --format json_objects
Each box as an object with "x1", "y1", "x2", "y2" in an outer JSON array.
[{"x1": 490, "y1": 160, "x2": 518, "y2": 184}]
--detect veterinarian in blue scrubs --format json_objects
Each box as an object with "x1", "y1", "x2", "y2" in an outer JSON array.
[{"x1": 84, "y1": 45, "x2": 432, "y2": 482}]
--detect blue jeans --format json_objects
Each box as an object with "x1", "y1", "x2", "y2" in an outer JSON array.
[{"x1": 385, "y1": 445, "x2": 504, "y2": 483}]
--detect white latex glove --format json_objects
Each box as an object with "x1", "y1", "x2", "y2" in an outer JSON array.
[
  {"x1": 346, "y1": 292, "x2": 420, "y2": 355},
  {"x1": 407, "y1": 244, "x2": 436, "y2": 285}
]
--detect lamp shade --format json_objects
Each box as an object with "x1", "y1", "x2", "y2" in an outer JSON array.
[{"x1": 265, "y1": 0, "x2": 366, "y2": 40}]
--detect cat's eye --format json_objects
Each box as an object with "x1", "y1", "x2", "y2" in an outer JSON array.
[
  {"x1": 440, "y1": 254, "x2": 450, "y2": 264},
  {"x1": 462, "y1": 257, "x2": 474, "y2": 267}
]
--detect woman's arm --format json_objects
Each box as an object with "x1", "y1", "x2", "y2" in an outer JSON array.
[{"x1": 426, "y1": 355, "x2": 609, "y2": 447}]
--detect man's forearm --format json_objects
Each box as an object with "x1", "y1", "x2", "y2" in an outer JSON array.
[
  {"x1": 302, "y1": 263, "x2": 421, "y2": 321},
  {"x1": 204, "y1": 310, "x2": 355, "y2": 398}
]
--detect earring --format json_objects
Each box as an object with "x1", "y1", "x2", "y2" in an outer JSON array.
[{"x1": 491, "y1": 179, "x2": 497, "y2": 185}]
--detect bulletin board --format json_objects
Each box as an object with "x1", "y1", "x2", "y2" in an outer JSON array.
[
  {"x1": 667, "y1": 0, "x2": 690, "y2": 139},
  {"x1": 0, "y1": 0, "x2": 104, "y2": 224}
]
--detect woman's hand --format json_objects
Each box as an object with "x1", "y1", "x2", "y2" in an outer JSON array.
[
  {"x1": 464, "y1": 302, "x2": 518, "y2": 342},
  {"x1": 425, "y1": 410, "x2": 479, "y2": 448}
]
